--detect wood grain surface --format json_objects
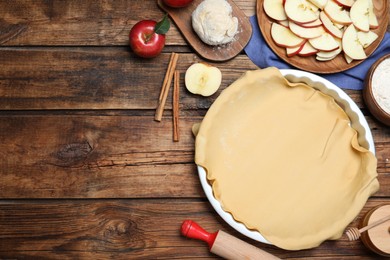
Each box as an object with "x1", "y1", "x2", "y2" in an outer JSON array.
[
  {"x1": 256, "y1": 0, "x2": 389, "y2": 73},
  {"x1": 0, "y1": 0, "x2": 389, "y2": 259}
]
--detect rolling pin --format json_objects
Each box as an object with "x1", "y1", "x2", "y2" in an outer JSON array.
[{"x1": 181, "y1": 220, "x2": 280, "y2": 260}]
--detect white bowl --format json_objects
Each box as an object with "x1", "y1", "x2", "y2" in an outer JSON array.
[{"x1": 197, "y1": 69, "x2": 375, "y2": 244}]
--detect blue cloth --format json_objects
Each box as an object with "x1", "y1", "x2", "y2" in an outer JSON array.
[{"x1": 244, "y1": 15, "x2": 390, "y2": 90}]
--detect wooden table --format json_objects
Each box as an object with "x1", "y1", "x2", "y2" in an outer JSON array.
[{"x1": 0, "y1": 1, "x2": 389, "y2": 259}]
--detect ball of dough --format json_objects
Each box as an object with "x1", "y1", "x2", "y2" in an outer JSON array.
[{"x1": 192, "y1": 0, "x2": 238, "y2": 46}]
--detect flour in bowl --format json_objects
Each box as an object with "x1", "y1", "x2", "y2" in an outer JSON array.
[{"x1": 372, "y1": 58, "x2": 390, "y2": 114}]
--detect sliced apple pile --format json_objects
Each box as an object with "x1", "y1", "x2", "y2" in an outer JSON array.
[{"x1": 263, "y1": 0, "x2": 379, "y2": 63}]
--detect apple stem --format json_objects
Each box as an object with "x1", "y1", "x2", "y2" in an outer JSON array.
[{"x1": 144, "y1": 33, "x2": 153, "y2": 43}]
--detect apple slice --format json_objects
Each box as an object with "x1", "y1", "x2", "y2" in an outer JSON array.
[
  {"x1": 286, "y1": 41, "x2": 306, "y2": 56},
  {"x1": 264, "y1": 0, "x2": 288, "y2": 21},
  {"x1": 309, "y1": 32, "x2": 339, "y2": 51},
  {"x1": 334, "y1": 0, "x2": 355, "y2": 7},
  {"x1": 289, "y1": 21, "x2": 325, "y2": 38},
  {"x1": 317, "y1": 38, "x2": 342, "y2": 58},
  {"x1": 368, "y1": 0, "x2": 378, "y2": 29},
  {"x1": 278, "y1": 20, "x2": 290, "y2": 27},
  {"x1": 308, "y1": 0, "x2": 328, "y2": 9},
  {"x1": 342, "y1": 24, "x2": 366, "y2": 60},
  {"x1": 316, "y1": 54, "x2": 338, "y2": 61},
  {"x1": 357, "y1": 30, "x2": 378, "y2": 48},
  {"x1": 320, "y1": 11, "x2": 343, "y2": 38},
  {"x1": 284, "y1": 0, "x2": 320, "y2": 24},
  {"x1": 298, "y1": 41, "x2": 319, "y2": 56},
  {"x1": 334, "y1": 22, "x2": 345, "y2": 29},
  {"x1": 324, "y1": 0, "x2": 352, "y2": 25},
  {"x1": 271, "y1": 22, "x2": 306, "y2": 47},
  {"x1": 344, "y1": 53, "x2": 354, "y2": 63},
  {"x1": 185, "y1": 63, "x2": 222, "y2": 97},
  {"x1": 350, "y1": 0, "x2": 370, "y2": 32},
  {"x1": 299, "y1": 19, "x2": 323, "y2": 28}
]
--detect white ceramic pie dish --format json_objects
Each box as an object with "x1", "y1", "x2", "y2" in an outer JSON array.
[{"x1": 197, "y1": 69, "x2": 375, "y2": 244}]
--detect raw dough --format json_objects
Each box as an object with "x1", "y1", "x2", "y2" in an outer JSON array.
[
  {"x1": 195, "y1": 67, "x2": 379, "y2": 250},
  {"x1": 192, "y1": 0, "x2": 238, "y2": 46}
]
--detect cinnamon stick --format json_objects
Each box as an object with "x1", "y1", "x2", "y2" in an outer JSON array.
[
  {"x1": 155, "y1": 52, "x2": 179, "y2": 122},
  {"x1": 173, "y1": 70, "x2": 180, "y2": 142}
]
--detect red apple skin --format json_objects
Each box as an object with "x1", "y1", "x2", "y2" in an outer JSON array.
[
  {"x1": 299, "y1": 20, "x2": 323, "y2": 28},
  {"x1": 287, "y1": 42, "x2": 306, "y2": 57},
  {"x1": 129, "y1": 20, "x2": 165, "y2": 58},
  {"x1": 323, "y1": 25, "x2": 343, "y2": 39},
  {"x1": 274, "y1": 39, "x2": 306, "y2": 48},
  {"x1": 334, "y1": 0, "x2": 354, "y2": 8},
  {"x1": 370, "y1": 24, "x2": 379, "y2": 30},
  {"x1": 162, "y1": 0, "x2": 193, "y2": 8}
]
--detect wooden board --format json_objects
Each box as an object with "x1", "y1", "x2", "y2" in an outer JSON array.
[
  {"x1": 256, "y1": 0, "x2": 389, "y2": 74},
  {"x1": 0, "y1": 199, "x2": 388, "y2": 259},
  {"x1": 0, "y1": 114, "x2": 389, "y2": 199},
  {"x1": 0, "y1": 0, "x2": 256, "y2": 46},
  {"x1": 0, "y1": 50, "x2": 259, "y2": 110},
  {"x1": 1, "y1": 1, "x2": 390, "y2": 258},
  {"x1": 157, "y1": 0, "x2": 252, "y2": 61}
]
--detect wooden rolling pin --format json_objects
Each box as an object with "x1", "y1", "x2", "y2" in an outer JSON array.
[{"x1": 181, "y1": 220, "x2": 280, "y2": 260}]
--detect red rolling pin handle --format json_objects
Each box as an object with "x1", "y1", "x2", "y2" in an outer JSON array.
[
  {"x1": 181, "y1": 220, "x2": 218, "y2": 249},
  {"x1": 181, "y1": 220, "x2": 280, "y2": 260}
]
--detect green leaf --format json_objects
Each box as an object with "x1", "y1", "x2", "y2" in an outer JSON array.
[{"x1": 154, "y1": 14, "x2": 170, "y2": 35}]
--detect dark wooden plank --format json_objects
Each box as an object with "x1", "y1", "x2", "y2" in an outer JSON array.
[
  {"x1": 0, "y1": 0, "x2": 388, "y2": 48},
  {"x1": 0, "y1": 50, "x2": 370, "y2": 110},
  {"x1": 0, "y1": 115, "x2": 389, "y2": 199},
  {"x1": 0, "y1": 199, "x2": 387, "y2": 259},
  {"x1": 0, "y1": 0, "x2": 255, "y2": 47},
  {"x1": 0, "y1": 50, "x2": 258, "y2": 110},
  {"x1": 0, "y1": 0, "x2": 387, "y2": 47},
  {"x1": 0, "y1": 115, "x2": 201, "y2": 198}
]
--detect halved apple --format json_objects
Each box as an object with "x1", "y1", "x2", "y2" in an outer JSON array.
[
  {"x1": 342, "y1": 24, "x2": 366, "y2": 60},
  {"x1": 271, "y1": 22, "x2": 306, "y2": 48},
  {"x1": 298, "y1": 41, "x2": 319, "y2": 56},
  {"x1": 324, "y1": 0, "x2": 352, "y2": 25},
  {"x1": 368, "y1": 0, "x2": 378, "y2": 29},
  {"x1": 309, "y1": 32, "x2": 339, "y2": 51},
  {"x1": 289, "y1": 21, "x2": 325, "y2": 38},
  {"x1": 308, "y1": 0, "x2": 328, "y2": 9},
  {"x1": 284, "y1": 0, "x2": 320, "y2": 24},
  {"x1": 320, "y1": 11, "x2": 343, "y2": 38},
  {"x1": 185, "y1": 63, "x2": 222, "y2": 97},
  {"x1": 350, "y1": 0, "x2": 370, "y2": 32},
  {"x1": 357, "y1": 30, "x2": 378, "y2": 48},
  {"x1": 264, "y1": 0, "x2": 288, "y2": 21},
  {"x1": 286, "y1": 42, "x2": 306, "y2": 56},
  {"x1": 334, "y1": 0, "x2": 355, "y2": 7}
]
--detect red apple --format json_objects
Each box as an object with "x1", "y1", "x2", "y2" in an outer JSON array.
[
  {"x1": 162, "y1": 0, "x2": 193, "y2": 8},
  {"x1": 129, "y1": 20, "x2": 166, "y2": 58}
]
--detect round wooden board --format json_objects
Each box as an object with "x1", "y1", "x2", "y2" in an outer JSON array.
[
  {"x1": 158, "y1": 0, "x2": 252, "y2": 62},
  {"x1": 256, "y1": 0, "x2": 389, "y2": 74}
]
